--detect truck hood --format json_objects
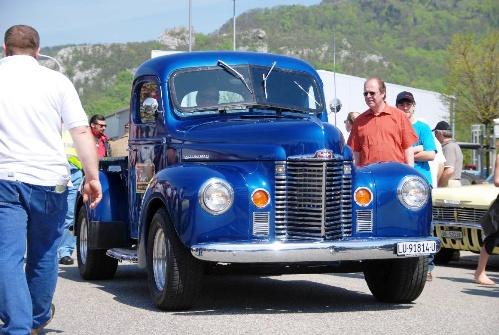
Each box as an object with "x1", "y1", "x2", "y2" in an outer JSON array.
[
  {"x1": 432, "y1": 183, "x2": 498, "y2": 209},
  {"x1": 178, "y1": 117, "x2": 347, "y2": 161}
]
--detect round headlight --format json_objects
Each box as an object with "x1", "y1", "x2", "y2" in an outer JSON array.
[
  {"x1": 397, "y1": 176, "x2": 429, "y2": 210},
  {"x1": 199, "y1": 178, "x2": 234, "y2": 215}
]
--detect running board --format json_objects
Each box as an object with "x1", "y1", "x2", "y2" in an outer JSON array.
[{"x1": 107, "y1": 248, "x2": 138, "y2": 262}]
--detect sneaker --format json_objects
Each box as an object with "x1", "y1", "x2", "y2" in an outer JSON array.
[
  {"x1": 59, "y1": 256, "x2": 74, "y2": 265},
  {"x1": 31, "y1": 303, "x2": 55, "y2": 335},
  {"x1": 426, "y1": 272, "x2": 433, "y2": 282}
]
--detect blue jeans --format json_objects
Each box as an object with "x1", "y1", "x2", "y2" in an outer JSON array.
[
  {"x1": 58, "y1": 167, "x2": 83, "y2": 259},
  {"x1": 0, "y1": 180, "x2": 67, "y2": 335}
]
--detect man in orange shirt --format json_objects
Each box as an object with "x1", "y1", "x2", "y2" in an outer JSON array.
[{"x1": 347, "y1": 77, "x2": 417, "y2": 167}]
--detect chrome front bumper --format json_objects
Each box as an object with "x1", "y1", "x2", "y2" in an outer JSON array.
[{"x1": 191, "y1": 237, "x2": 441, "y2": 263}]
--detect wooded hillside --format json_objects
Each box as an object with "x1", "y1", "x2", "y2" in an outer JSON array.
[{"x1": 40, "y1": 0, "x2": 498, "y2": 119}]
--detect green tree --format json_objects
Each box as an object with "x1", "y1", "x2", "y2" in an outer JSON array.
[
  {"x1": 446, "y1": 32, "x2": 499, "y2": 170},
  {"x1": 82, "y1": 70, "x2": 133, "y2": 116},
  {"x1": 447, "y1": 33, "x2": 499, "y2": 131}
]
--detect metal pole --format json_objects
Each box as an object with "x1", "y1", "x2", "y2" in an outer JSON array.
[
  {"x1": 189, "y1": 0, "x2": 192, "y2": 52},
  {"x1": 333, "y1": 29, "x2": 337, "y2": 126},
  {"x1": 233, "y1": 0, "x2": 236, "y2": 51},
  {"x1": 333, "y1": 29, "x2": 336, "y2": 100}
]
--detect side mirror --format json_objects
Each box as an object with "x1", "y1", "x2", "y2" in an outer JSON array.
[
  {"x1": 329, "y1": 98, "x2": 342, "y2": 114},
  {"x1": 142, "y1": 97, "x2": 159, "y2": 114},
  {"x1": 141, "y1": 97, "x2": 159, "y2": 122}
]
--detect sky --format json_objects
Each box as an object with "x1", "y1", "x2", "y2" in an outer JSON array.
[{"x1": 0, "y1": 0, "x2": 321, "y2": 48}]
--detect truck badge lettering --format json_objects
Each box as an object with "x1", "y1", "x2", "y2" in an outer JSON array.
[{"x1": 184, "y1": 154, "x2": 210, "y2": 160}]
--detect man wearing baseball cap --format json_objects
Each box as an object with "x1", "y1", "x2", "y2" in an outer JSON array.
[
  {"x1": 396, "y1": 91, "x2": 437, "y2": 281},
  {"x1": 433, "y1": 120, "x2": 463, "y2": 187}
]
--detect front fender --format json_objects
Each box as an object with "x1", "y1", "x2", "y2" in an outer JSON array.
[
  {"x1": 356, "y1": 162, "x2": 431, "y2": 237},
  {"x1": 138, "y1": 164, "x2": 249, "y2": 266}
]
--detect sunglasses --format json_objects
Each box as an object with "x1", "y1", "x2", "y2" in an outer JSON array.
[{"x1": 363, "y1": 91, "x2": 376, "y2": 97}]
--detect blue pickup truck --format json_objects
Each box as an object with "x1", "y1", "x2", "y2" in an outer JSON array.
[{"x1": 75, "y1": 51, "x2": 439, "y2": 310}]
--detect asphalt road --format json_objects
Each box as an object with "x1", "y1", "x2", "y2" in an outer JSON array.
[{"x1": 10, "y1": 252, "x2": 499, "y2": 334}]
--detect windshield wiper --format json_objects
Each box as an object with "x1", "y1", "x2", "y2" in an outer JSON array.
[
  {"x1": 262, "y1": 61, "x2": 276, "y2": 99},
  {"x1": 217, "y1": 60, "x2": 253, "y2": 94},
  {"x1": 193, "y1": 103, "x2": 248, "y2": 114},
  {"x1": 245, "y1": 103, "x2": 314, "y2": 117},
  {"x1": 293, "y1": 81, "x2": 320, "y2": 107}
]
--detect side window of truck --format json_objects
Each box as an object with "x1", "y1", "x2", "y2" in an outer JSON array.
[{"x1": 137, "y1": 81, "x2": 162, "y2": 124}]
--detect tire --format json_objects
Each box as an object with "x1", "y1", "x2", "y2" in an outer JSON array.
[
  {"x1": 363, "y1": 257, "x2": 427, "y2": 303},
  {"x1": 76, "y1": 206, "x2": 118, "y2": 280},
  {"x1": 434, "y1": 248, "x2": 459, "y2": 265},
  {"x1": 146, "y1": 208, "x2": 203, "y2": 310}
]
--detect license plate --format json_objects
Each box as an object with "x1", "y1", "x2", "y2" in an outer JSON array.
[
  {"x1": 397, "y1": 241, "x2": 437, "y2": 256},
  {"x1": 441, "y1": 230, "x2": 463, "y2": 239}
]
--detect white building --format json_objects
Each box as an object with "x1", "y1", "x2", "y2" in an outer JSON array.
[
  {"x1": 105, "y1": 108, "x2": 129, "y2": 139},
  {"x1": 318, "y1": 70, "x2": 450, "y2": 137}
]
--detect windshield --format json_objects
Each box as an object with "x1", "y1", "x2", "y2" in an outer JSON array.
[{"x1": 170, "y1": 64, "x2": 323, "y2": 117}]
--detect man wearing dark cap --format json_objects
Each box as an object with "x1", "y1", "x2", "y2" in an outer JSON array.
[
  {"x1": 433, "y1": 121, "x2": 463, "y2": 187},
  {"x1": 396, "y1": 91, "x2": 437, "y2": 281},
  {"x1": 396, "y1": 91, "x2": 436, "y2": 185}
]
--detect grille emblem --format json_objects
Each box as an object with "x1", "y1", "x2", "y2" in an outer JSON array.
[{"x1": 314, "y1": 149, "x2": 333, "y2": 159}]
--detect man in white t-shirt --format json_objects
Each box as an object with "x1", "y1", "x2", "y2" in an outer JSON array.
[
  {"x1": 0, "y1": 25, "x2": 102, "y2": 334},
  {"x1": 430, "y1": 135, "x2": 446, "y2": 188}
]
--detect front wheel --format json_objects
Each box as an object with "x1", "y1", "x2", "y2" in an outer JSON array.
[
  {"x1": 363, "y1": 257, "x2": 427, "y2": 303},
  {"x1": 76, "y1": 206, "x2": 118, "y2": 280},
  {"x1": 146, "y1": 208, "x2": 203, "y2": 310}
]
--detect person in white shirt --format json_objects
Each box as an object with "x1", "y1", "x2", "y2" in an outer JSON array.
[
  {"x1": 430, "y1": 135, "x2": 446, "y2": 188},
  {"x1": 0, "y1": 25, "x2": 102, "y2": 335}
]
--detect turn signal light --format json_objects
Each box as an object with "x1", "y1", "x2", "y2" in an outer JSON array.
[
  {"x1": 354, "y1": 188, "x2": 372, "y2": 206},
  {"x1": 252, "y1": 189, "x2": 270, "y2": 208}
]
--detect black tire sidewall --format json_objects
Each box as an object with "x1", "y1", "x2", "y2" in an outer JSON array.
[
  {"x1": 76, "y1": 206, "x2": 118, "y2": 280},
  {"x1": 364, "y1": 257, "x2": 427, "y2": 303}
]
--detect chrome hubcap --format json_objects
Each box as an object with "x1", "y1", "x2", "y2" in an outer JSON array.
[
  {"x1": 80, "y1": 217, "x2": 88, "y2": 265},
  {"x1": 153, "y1": 227, "x2": 167, "y2": 291}
]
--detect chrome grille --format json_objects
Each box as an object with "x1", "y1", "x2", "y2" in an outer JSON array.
[
  {"x1": 356, "y1": 210, "x2": 373, "y2": 232},
  {"x1": 253, "y1": 212, "x2": 270, "y2": 237},
  {"x1": 432, "y1": 206, "x2": 487, "y2": 223},
  {"x1": 275, "y1": 160, "x2": 352, "y2": 240}
]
